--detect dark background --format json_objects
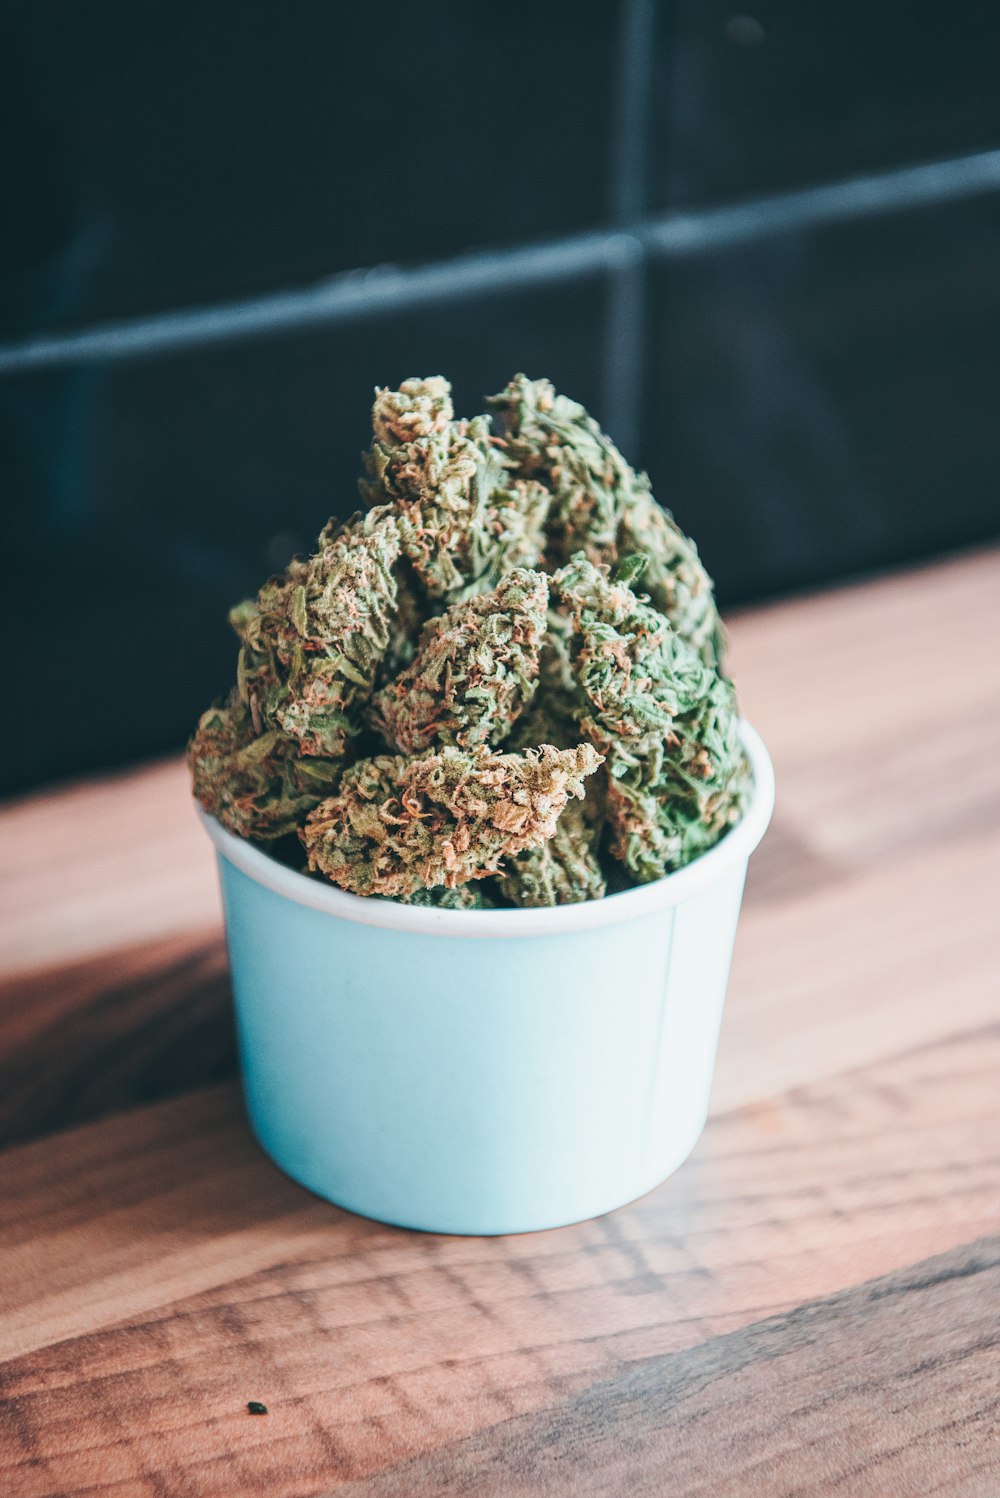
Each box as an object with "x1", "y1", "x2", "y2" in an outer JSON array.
[{"x1": 3, "y1": 1, "x2": 1000, "y2": 796}]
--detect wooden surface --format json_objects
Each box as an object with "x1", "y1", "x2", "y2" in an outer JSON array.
[{"x1": 1, "y1": 548, "x2": 998, "y2": 1497}]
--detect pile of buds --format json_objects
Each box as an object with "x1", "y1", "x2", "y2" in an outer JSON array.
[{"x1": 190, "y1": 376, "x2": 751, "y2": 907}]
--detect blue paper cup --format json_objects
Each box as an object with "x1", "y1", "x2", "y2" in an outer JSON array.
[{"x1": 199, "y1": 722, "x2": 774, "y2": 1235}]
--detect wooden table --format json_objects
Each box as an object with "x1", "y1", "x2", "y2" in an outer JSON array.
[{"x1": 2, "y1": 550, "x2": 998, "y2": 1497}]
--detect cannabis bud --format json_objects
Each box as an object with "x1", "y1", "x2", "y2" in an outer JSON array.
[
  {"x1": 367, "y1": 568, "x2": 548, "y2": 754},
  {"x1": 190, "y1": 373, "x2": 752, "y2": 906},
  {"x1": 232, "y1": 505, "x2": 402, "y2": 759},
  {"x1": 489, "y1": 374, "x2": 725, "y2": 666},
  {"x1": 188, "y1": 693, "x2": 342, "y2": 842},
  {"x1": 360, "y1": 377, "x2": 550, "y2": 603},
  {"x1": 497, "y1": 791, "x2": 607, "y2": 907},
  {"x1": 302, "y1": 743, "x2": 602, "y2": 899},
  {"x1": 552, "y1": 556, "x2": 750, "y2": 881}
]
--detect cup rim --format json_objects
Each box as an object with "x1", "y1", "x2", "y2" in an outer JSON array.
[{"x1": 197, "y1": 719, "x2": 774, "y2": 939}]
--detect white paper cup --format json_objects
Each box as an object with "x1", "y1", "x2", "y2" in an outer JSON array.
[{"x1": 200, "y1": 720, "x2": 774, "y2": 1234}]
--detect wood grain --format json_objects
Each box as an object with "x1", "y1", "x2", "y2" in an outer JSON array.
[
  {"x1": 324, "y1": 1237, "x2": 1000, "y2": 1498},
  {"x1": 0, "y1": 755, "x2": 219, "y2": 982},
  {"x1": 1, "y1": 1021, "x2": 997, "y2": 1493},
  {"x1": 716, "y1": 816, "x2": 1000, "y2": 1112},
  {"x1": 0, "y1": 935, "x2": 235, "y2": 1149},
  {"x1": 1, "y1": 549, "x2": 999, "y2": 1496}
]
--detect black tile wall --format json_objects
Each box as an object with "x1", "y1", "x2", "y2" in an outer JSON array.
[
  {"x1": 4, "y1": 2, "x2": 1000, "y2": 793},
  {"x1": 651, "y1": 3, "x2": 1000, "y2": 208},
  {"x1": 640, "y1": 195, "x2": 1000, "y2": 602},
  {"x1": 0, "y1": 3, "x2": 618, "y2": 336},
  {"x1": 3, "y1": 277, "x2": 609, "y2": 794}
]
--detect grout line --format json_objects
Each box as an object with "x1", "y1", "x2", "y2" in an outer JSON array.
[
  {"x1": 3, "y1": 148, "x2": 1000, "y2": 378},
  {"x1": 0, "y1": 233, "x2": 643, "y2": 377},
  {"x1": 602, "y1": 0, "x2": 657, "y2": 446},
  {"x1": 610, "y1": 0, "x2": 657, "y2": 224},
  {"x1": 643, "y1": 147, "x2": 1000, "y2": 256}
]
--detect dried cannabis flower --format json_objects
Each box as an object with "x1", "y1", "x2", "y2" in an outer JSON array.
[
  {"x1": 231, "y1": 506, "x2": 402, "y2": 759},
  {"x1": 553, "y1": 556, "x2": 750, "y2": 881},
  {"x1": 490, "y1": 374, "x2": 725, "y2": 667},
  {"x1": 188, "y1": 693, "x2": 342, "y2": 842},
  {"x1": 190, "y1": 372, "x2": 753, "y2": 904},
  {"x1": 402, "y1": 883, "x2": 495, "y2": 910},
  {"x1": 367, "y1": 568, "x2": 548, "y2": 754},
  {"x1": 360, "y1": 377, "x2": 550, "y2": 603},
  {"x1": 502, "y1": 602, "x2": 581, "y2": 755},
  {"x1": 497, "y1": 791, "x2": 607, "y2": 906},
  {"x1": 302, "y1": 743, "x2": 603, "y2": 899}
]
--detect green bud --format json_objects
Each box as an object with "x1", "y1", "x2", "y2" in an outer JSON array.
[
  {"x1": 233, "y1": 506, "x2": 402, "y2": 759},
  {"x1": 368, "y1": 568, "x2": 548, "y2": 754},
  {"x1": 401, "y1": 883, "x2": 496, "y2": 910},
  {"x1": 302, "y1": 742, "x2": 603, "y2": 899},
  {"x1": 613, "y1": 552, "x2": 649, "y2": 588},
  {"x1": 379, "y1": 561, "x2": 427, "y2": 682},
  {"x1": 490, "y1": 374, "x2": 724, "y2": 666},
  {"x1": 552, "y1": 556, "x2": 749, "y2": 881},
  {"x1": 370, "y1": 375, "x2": 454, "y2": 446},
  {"x1": 361, "y1": 377, "x2": 550, "y2": 603},
  {"x1": 188, "y1": 693, "x2": 343, "y2": 842},
  {"x1": 504, "y1": 604, "x2": 580, "y2": 752},
  {"x1": 497, "y1": 787, "x2": 607, "y2": 906}
]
